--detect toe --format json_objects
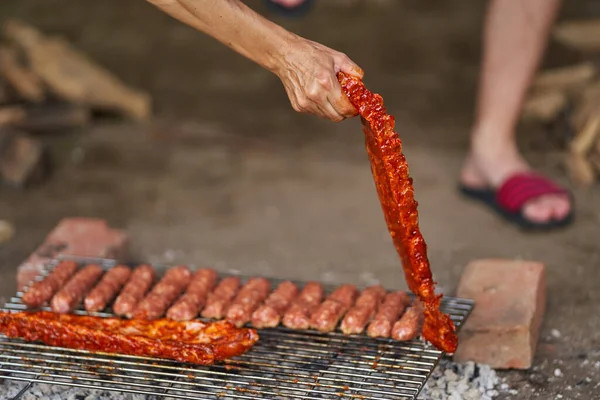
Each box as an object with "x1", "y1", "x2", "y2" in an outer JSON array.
[
  {"x1": 522, "y1": 198, "x2": 554, "y2": 223},
  {"x1": 522, "y1": 194, "x2": 571, "y2": 223}
]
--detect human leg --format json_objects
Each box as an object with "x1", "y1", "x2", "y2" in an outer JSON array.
[{"x1": 460, "y1": 0, "x2": 572, "y2": 228}]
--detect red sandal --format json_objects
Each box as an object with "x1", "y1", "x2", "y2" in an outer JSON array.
[{"x1": 459, "y1": 172, "x2": 574, "y2": 231}]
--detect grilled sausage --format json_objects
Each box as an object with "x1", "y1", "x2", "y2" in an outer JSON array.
[
  {"x1": 391, "y1": 299, "x2": 424, "y2": 341},
  {"x1": 84, "y1": 265, "x2": 131, "y2": 312},
  {"x1": 167, "y1": 268, "x2": 219, "y2": 321},
  {"x1": 50, "y1": 264, "x2": 104, "y2": 313},
  {"x1": 282, "y1": 282, "x2": 324, "y2": 330},
  {"x1": 309, "y1": 284, "x2": 358, "y2": 332},
  {"x1": 22, "y1": 260, "x2": 78, "y2": 308},
  {"x1": 113, "y1": 264, "x2": 156, "y2": 318},
  {"x1": 225, "y1": 278, "x2": 271, "y2": 328},
  {"x1": 133, "y1": 265, "x2": 192, "y2": 320},
  {"x1": 201, "y1": 276, "x2": 241, "y2": 319},
  {"x1": 340, "y1": 285, "x2": 386, "y2": 335},
  {"x1": 251, "y1": 280, "x2": 299, "y2": 328},
  {"x1": 367, "y1": 291, "x2": 411, "y2": 338}
]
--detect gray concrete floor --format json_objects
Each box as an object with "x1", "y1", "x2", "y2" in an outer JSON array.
[{"x1": 1, "y1": 0, "x2": 600, "y2": 398}]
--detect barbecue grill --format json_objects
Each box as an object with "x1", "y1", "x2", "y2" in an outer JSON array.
[{"x1": 0, "y1": 257, "x2": 474, "y2": 399}]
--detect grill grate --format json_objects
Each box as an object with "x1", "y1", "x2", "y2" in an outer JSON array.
[{"x1": 0, "y1": 257, "x2": 474, "y2": 400}]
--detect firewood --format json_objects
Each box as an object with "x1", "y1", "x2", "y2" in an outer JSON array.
[
  {"x1": 522, "y1": 90, "x2": 567, "y2": 122},
  {"x1": 0, "y1": 45, "x2": 44, "y2": 102},
  {"x1": 565, "y1": 152, "x2": 595, "y2": 187},
  {"x1": 531, "y1": 62, "x2": 596, "y2": 93},
  {"x1": 3, "y1": 20, "x2": 151, "y2": 120},
  {"x1": 0, "y1": 78, "x2": 12, "y2": 104},
  {"x1": 589, "y1": 153, "x2": 600, "y2": 175},
  {"x1": 569, "y1": 116, "x2": 600, "y2": 156},
  {"x1": 0, "y1": 105, "x2": 26, "y2": 127},
  {"x1": 571, "y1": 79, "x2": 600, "y2": 131},
  {"x1": 0, "y1": 130, "x2": 50, "y2": 188},
  {"x1": 553, "y1": 18, "x2": 600, "y2": 53},
  {"x1": 18, "y1": 103, "x2": 90, "y2": 133}
]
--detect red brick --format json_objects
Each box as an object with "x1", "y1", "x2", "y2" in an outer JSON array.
[
  {"x1": 17, "y1": 218, "x2": 129, "y2": 290},
  {"x1": 453, "y1": 259, "x2": 546, "y2": 369}
]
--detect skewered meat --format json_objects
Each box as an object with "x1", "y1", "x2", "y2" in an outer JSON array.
[
  {"x1": 367, "y1": 291, "x2": 410, "y2": 338},
  {"x1": 0, "y1": 311, "x2": 258, "y2": 365},
  {"x1": 282, "y1": 282, "x2": 324, "y2": 330},
  {"x1": 226, "y1": 278, "x2": 271, "y2": 328},
  {"x1": 391, "y1": 299, "x2": 424, "y2": 341},
  {"x1": 113, "y1": 265, "x2": 156, "y2": 318},
  {"x1": 340, "y1": 285, "x2": 386, "y2": 335},
  {"x1": 338, "y1": 72, "x2": 458, "y2": 353},
  {"x1": 84, "y1": 265, "x2": 131, "y2": 312},
  {"x1": 251, "y1": 280, "x2": 299, "y2": 329},
  {"x1": 310, "y1": 284, "x2": 358, "y2": 332},
  {"x1": 51, "y1": 264, "x2": 104, "y2": 313},
  {"x1": 202, "y1": 276, "x2": 241, "y2": 319},
  {"x1": 22, "y1": 260, "x2": 78, "y2": 308},
  {"x1": 134, "y1": 265, "x2": 191, "y2": 320},
  {"x1": 167, "y1": 268, "x2": 219, "y2": 321}
]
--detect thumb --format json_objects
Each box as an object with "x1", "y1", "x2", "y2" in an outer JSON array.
[{"x1": 338, "y1": 56, "x2": 364, "y2": 80}]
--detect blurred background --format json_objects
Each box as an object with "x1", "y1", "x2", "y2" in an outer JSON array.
[
  {"x1": 1, "y1": 0, "x2": 600, "y2": 397},
  {"x1": 0, "y1": 0, "x2": 600, "y2": 336}
]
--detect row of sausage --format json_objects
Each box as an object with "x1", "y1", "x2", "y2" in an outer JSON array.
[{"x1": 21, "y1": 261, "x2": 423, "y2": 340}]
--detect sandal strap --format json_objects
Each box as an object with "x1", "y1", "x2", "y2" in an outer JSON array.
[{"x1": 495, "y1": 173, "x2": 569, "y2": 213}]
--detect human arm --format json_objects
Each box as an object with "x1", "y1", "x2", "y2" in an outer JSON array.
[{"x1": 146, "y1": 0, "x2": 363, "y2": 121}]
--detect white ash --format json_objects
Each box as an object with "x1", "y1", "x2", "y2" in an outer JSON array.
[
  {"x1": 0, "y1": 381, "x2": 148, "y2": 400},
  {"x1": 420, "y1": 360, "x2": 506, "y2": 400}
]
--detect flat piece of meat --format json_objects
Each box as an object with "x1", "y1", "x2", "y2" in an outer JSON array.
[
  {"x1": 338, "y1": 72, "x2": 457, "y2": 353},
  {"x1": 0, "y1": 311, "x2": 258, "y2": 365}
]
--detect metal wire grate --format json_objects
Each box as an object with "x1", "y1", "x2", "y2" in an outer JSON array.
[{"x1": 0, "y1": 257, "x2": 474, "y2": 399}]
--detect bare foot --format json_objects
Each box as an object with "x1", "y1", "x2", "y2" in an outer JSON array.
[{"x1": 460, "y1": 139, "x2": 571, "y2": 224}]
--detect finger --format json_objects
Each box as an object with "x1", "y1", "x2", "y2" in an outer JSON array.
[
  {"x1": 319, "y1": 99, "x2": 345, "y2": 122},
  {"x1": 328, "y1": 80, "x2": 359, "y2": 118},
  {"x1": 337, "y1": 55, "x2": 364, "y2": 79}
]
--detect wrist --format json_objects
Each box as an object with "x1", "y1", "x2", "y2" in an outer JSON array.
[{"x1": 260, "y1": 27, "x2": 300, "y2": 75}]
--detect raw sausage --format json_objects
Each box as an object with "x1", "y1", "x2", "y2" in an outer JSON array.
[
  {"x1": 51, "y1": 264, "x2": 104, "y2": 313},
  {"x1": 340, "y1": 285, "x2": 386, "y2": 335},
  {"x1": 309, "y1": 284, "x2": 358, "y2": 332},
  {"x1": 391, "y1": 299, "x2": 424, "y2": 341},
  {"x1": 133, "y1": 265, "x2": 192, "y2": 320},
  {"x1": 113, "y1": 264, "x2": 155, "y2": 318},
  {"x1": 167, "y1": 268, "x2": 218, "y2": 321},
  {"x1": 22, "y1": 260, "x2": 78, "y2": 308},
  {"x1": 367, "y1": 291, "x2": 411, "y2": 338},
  {"x1": 84, "y1": 265, "x2": 131, "y2": 312},
  {"x1": 282, "y1": 282, "x2": 324, "y2": 330},
  {"x1": 225, "y1": 277, "x2": 271, "y2": 328},
  {"x1": 251, "y1": 280, "x2": 299, "y2": 329},
  {"x1": 201, "y1": 276, "x2": 241, "y2": 319}
]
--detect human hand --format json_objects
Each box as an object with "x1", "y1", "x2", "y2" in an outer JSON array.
[{"x1": 273, "y1": 37, "x2": 364, "y2": 122}]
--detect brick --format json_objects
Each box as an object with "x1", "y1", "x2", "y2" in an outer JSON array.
[
  {"x1": 453, "y1": 259, "x2": 546, "y2": 369},
  {"x1": 17, "y1": 218, "x2": 129, "y2": 290}
]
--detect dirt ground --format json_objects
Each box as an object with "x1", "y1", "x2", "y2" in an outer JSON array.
[{"x1": 1, "y1": 0, "x2": 600, "y2": 398}]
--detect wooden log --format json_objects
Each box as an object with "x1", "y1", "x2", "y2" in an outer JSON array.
[
  {"x1": 0, "y1": 105, "x2": 26, "y2": 127},
  {"x1": 18, "y1": 103, "x2": 90, "y2": 133},
  {"x1": 0, "y1": 130, "x2": 50, "y2": 188},
  {"x1": 522, "y1": 90, "x2": 567, "y2": 122},
  {"x1": 531, "y1": 62, "x2": 596, "y2": 93},
  {"x1": 569, "y1": 116, "x2": 600, "y2": 156},
  {"x1": 571, "y1": 79, "x2": 600, "y2": 132},
  {"x1": 589, "y1": 153, "x2": 600, "y2": 175},
  {"x1": 553, "y1": 18, "x2": 600, "y2": 53},
  {"x1": 565, "y1": 152, "x2": 595, "y2": 187},
  {"x1": 0, "y1": 45, "x2": 44, "y2": 103},
  {"x1": 3, "y1": 20, "x2": 151, "y2": 120},
  {"x1": 0, "y1": 103, "x2": 89, "y2": 132}
]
